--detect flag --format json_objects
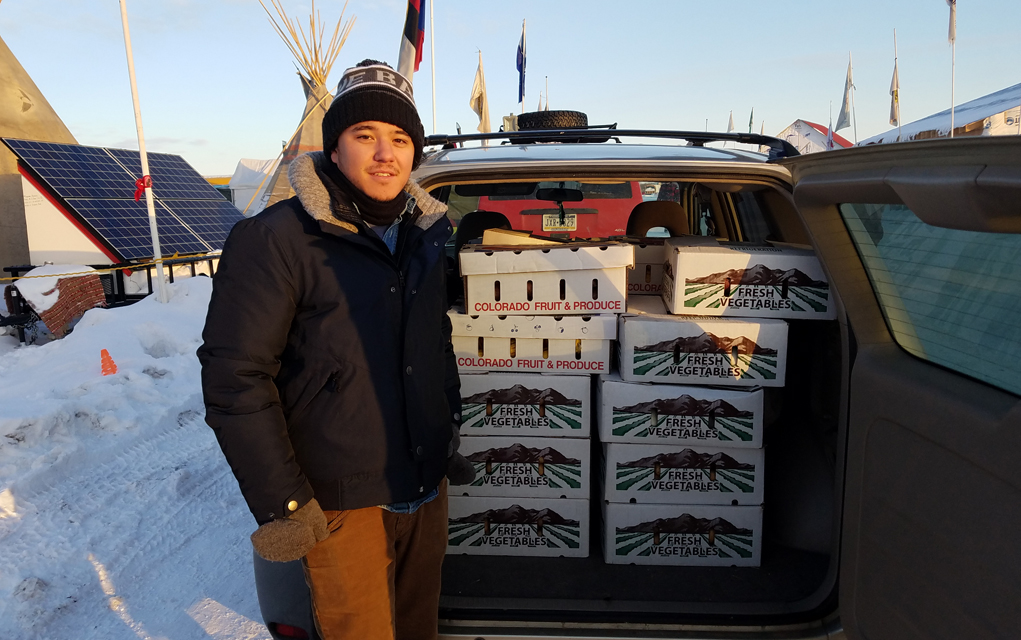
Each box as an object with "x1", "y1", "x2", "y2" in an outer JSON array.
[
  {"x1": 826, "y1": 118, "x2": 835, "y2": 151},
  {"x1": 397, "y1": 0, "x2": 426, "y2": 80},
  {"x1": 890, "y1": 59, "x2": 901, "y2": 126},
  {"x1": 727, "y1": 111, "x2": 735, "y2": 133},
  {"x1": 835, "y1": 56, "x2": 854, "y2": 131},
  {"x1": 748, "y1": 108, "x2": 754, "y2": 133},
  {"x1": 537, "y1": 92, "x2": 542, "y2": 111},
  {"x1": 947, "y1": 0, "x2": 956, "y2": 44},
  {"x1": 469, "y1": 52, "x2": 491, "y2": 137},
  {"x1": 516, "y1": 20, "x2": 526, "y2": 105}
]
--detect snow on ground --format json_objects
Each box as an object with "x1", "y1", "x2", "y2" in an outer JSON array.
[{"x1": 0, "y1": 277, "x2": 271, "y2": 640}]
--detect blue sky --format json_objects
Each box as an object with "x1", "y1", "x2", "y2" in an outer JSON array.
[{"x1": 2, "y1": 0, "x2": 1019, "y2": 175}]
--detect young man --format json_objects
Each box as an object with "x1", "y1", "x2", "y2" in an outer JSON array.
[{"x1": 198, "y1": 60, "x2": 472, "y2": 640}]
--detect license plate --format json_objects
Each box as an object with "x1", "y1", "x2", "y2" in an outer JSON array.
[{"x1": 542, "y1": 213, "x2": 577, "y2": 232}]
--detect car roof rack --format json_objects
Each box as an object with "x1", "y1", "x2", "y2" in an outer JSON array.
[{"x1": 424, "y1": 129, "x2": 800, "y2": 159}]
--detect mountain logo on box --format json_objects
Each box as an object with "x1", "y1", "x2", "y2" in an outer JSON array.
[
  {"x1": 461, "y1": 384, "x2": 583, "y2": 431},
  {"x1": 465, "y1": 443, "x2": 582, "y2": 489},
  {"x1": 612, "y1": 395, "x2": 755, "y2": 442},
  {"x1": 615, "y1": 513, "x2": 754, "y2": 559},
  {"x1": 615, "y1": 449, "x2": 756, "y2": 493},
  {"x1": 448, "y1": 505, "x2": 581, "y2": 549},
  {"x1": 684, "y1": 264, "x2": 829, "y2": 313},
  {"x1": 632, "y1": 332, "x2": 778, "y2": 380}
]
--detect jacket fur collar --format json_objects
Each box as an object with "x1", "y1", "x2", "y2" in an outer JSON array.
[{"x1": 288, "y1": 151, "x2": 447, "y2": 234}]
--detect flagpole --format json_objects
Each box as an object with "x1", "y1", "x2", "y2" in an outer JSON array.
[
  {"x1": 895, "y1": 29, "x2": 902, "y2": 142},
  {"x1": 119, "y1": 0, "x2": 168, "y2": 304},
  {"x1": 520, "y1": 19, "x2": 526, "y2": 115},
  {"x1": 430, "y1": 0, "x2": 436, "y2": 134},
  {"x1": 850, "y1": 52, "x2": 858, "y2": 144},
  {"x1": 950, "y1": 40, "x2": 956, "y2": 138},
  {"x1": 949, "y1": 1, "x2": 956, "y2": 138}
]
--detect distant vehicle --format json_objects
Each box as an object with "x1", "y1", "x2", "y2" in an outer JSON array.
[{"x1": 253, "y1": 112, "x2": 1021, "y2": 640}]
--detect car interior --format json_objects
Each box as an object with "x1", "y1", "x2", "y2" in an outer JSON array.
[{"x1": 433, "y1": 176, "x2": 844, "y2": 626}]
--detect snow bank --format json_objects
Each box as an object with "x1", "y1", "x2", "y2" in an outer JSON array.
[
  {"x1": 0, "y1": 278, "x2": 270, "y2": 639},
  {"x1": 14, "y1": 265, "x2": 96, "y2": 313}
]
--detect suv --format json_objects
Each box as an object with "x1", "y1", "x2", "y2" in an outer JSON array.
[{"x1": 254, "y1": 121, "x2": 1021, "y2": 640}]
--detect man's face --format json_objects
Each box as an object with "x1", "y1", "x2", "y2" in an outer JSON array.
[{"x1": 331, "y1": 121, "x2": 415, "y2": 202}]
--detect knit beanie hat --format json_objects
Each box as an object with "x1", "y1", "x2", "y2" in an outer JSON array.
[{"x1": 322, "y1": 59, "x2": 425, "y2": 168}]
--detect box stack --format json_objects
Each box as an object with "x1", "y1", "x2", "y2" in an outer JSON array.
[
  {"x1": 446, "y1": 235, "x2": 635, "y2": 558},
  {"x1": 601, "y1": 238, "x2": 833, "y2": 567}
]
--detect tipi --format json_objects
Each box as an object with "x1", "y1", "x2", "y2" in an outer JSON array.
[
  {"x1": 0, "y1": 34, "x2": 78, "y2": 271},
  {"x1": 255, "y1": 0, "x2": 355, "y2": 213}
]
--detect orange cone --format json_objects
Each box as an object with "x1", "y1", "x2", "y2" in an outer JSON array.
[{"x1": 100, "y1": 349, "x2": 118, "y2": 376}]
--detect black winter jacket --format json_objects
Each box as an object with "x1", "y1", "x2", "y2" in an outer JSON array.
[{"x1": 198, "y1": 151, "x2": 459, "y2": 524}]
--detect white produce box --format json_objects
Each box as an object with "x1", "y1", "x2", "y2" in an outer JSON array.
[
  {"x1": 602, "y1": 443, "x2": 764, "y2": 505},
  {"x1": 453, "y1": 436, "x2": 591, "y2": 499},
  {"x1": 602, "y1": 502, "x2": 761, "y2": 566},
  {"x1": 459, "y1": 372, "x2": 591, "y2": 437},
  {"x1": 459, "y1": 243, "x2": 634, "y2": 316},
  {"x1": 663, "y1": 238, "x2": 834, "y2": 319},
  {"x1": 596, "y1": 373, "x2": 763, "y2": 447},
  {"x1": 618, "y1": 297, "x2": 787, "y2": 387},
  {"x1": 449, "y1": 310, "x2": 615, "y2": 375},
  {"x1": 627, "y1": 240, "x2": 666, "y2": 295},
  {"x1": 448, "y1": 496, "x2": 589, "y2": 557}
]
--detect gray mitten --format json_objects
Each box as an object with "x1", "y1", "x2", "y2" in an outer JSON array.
[
  {"x1": 446, "y1": 423, "x2": 476, "y2": 485},
  {"x1": 250, "y1": 497, "x2": 329, "y2": 562}
]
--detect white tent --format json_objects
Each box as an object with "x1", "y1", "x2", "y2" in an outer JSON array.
[
  {"x1": 859, "y1": 82, "x2": 1021, "y2": 146},
  {"x1": 228, "y1": 158, "x2": 279, "y2": 217},
  {"x1": 777, "y1": 120, "x2": 853, "y2": 155}
]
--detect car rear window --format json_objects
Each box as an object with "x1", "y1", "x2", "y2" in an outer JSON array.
[{"x1": 840, "y1": 203, "x2": 1021, "y2": 396}]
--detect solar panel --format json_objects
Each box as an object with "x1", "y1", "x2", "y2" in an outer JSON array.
[
  {"x1": 162, "y1": 199, "x2": 243, "y2": 250},
  {"x1": 4, "y1": 139, "x2": 136, "y2": 199},
  {"x1": 4, "y1": 138, "x2": 241, "y2": 263},
  {"x1": 107, "y1": 148, "x2": 226, "y2": 200},
  {"x1": 68, "y1": 199, "x2": 210, "y2": 260}
]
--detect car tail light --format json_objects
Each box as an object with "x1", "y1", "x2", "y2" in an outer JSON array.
[{"x1": 269, "y1": 622, "x2": 310, "y2": 639}]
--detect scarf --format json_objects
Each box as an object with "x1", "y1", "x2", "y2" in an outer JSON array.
[{"x1": 316, "y1": 160, "x2": 409, "y2": 227}]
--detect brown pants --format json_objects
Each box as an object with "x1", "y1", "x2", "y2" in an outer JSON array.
[{"x1": 301, "y1": 483, "x2": 448, "y2": 640}]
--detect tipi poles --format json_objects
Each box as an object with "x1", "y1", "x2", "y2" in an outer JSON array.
[
  {"x1": 430, "y1": 0, "x2": 437, "y2": 133},
  {"x1": 118, "y1": 0, "x2": 168, "y2": 304}
]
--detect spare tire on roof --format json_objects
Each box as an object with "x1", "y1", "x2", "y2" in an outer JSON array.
[{"x1": 517, "y1": 110, "x2": 589, "y2": 130}]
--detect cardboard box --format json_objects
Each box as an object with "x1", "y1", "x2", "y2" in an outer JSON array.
[
  {"x1": 597, "y1": 374, "x2": 763, "y2": 447},
  {"x1": 624, "y1": 236, "x2": 718, "y2": 296},
  {"x1": 618, "y1": 297, "x2": 788, "y2": 387},
  {"x1": 453, "y1": 436, "x2": 591, "y2": 499},
  {"x1": 449, "y1": 310, "x2": 616, "y2": 375},
  {"x1": 448, "y1": 496, "x2": 589, "y2": 557},
  {"x1": 459, "y1": 372, "x2": 591, "y2": 438},
  {"x1": 602, "y1": 443, "x2": 764, "y2": 505},
  {"x1": 628, "y1": 240, "x2": 666, "y2": 295},
  {"x1": 663, "y1": 238, "x2": 835, "y2": 319},
  {"x1": 602, "y1": 502, "x2": 761, "y2": 566},
  {"x1": 459, "y1": 243, "x2": 634, "y2": 316}
]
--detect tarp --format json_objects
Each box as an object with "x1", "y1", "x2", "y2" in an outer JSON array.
[
  {"x1": 228, "y1": 158, "x2": 279, "y2": 217},
  {"x1": 859, "y1": 82, "x2": 1021, "y2": 145}
]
